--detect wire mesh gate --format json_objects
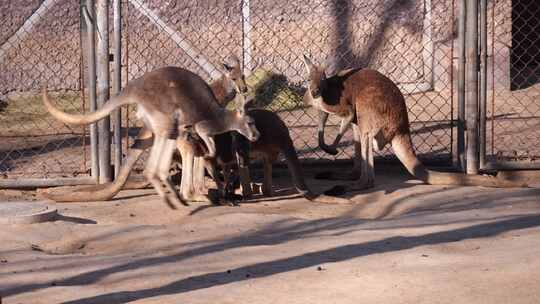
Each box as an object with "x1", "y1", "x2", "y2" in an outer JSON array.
[
  {"x1": 0, "y1": 0, "x2": 95, "y2": 187},
  {"x1": 480, "y1": 0, "x2": 540, "y2": 170},
  {"x1": 1, "y1": 0, "x2": 537, "y2": 188}
]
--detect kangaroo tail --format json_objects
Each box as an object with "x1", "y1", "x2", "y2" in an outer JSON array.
[
  {"x1": 43, "y1": 88, "x2": 131, "y2": 125},
  {"x1": 281, "y1": 138, "x2": 351, "y2": 204},
  {"x1": 40, "y1": 130, "x2": 152, "y2": 202},
  {"x1": 281, "y1": 137, "x2": 311, "y2": 196},
  {"x1": 391, "y1": 133, "x2": 527, "y2": 188}
]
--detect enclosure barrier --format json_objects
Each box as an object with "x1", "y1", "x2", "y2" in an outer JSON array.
[{"x1": 0, "y1": 0, "x2": 538, "y2": 188}]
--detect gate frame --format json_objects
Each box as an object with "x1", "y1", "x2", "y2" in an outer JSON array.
[{"x1": 478, "y1": 0, "x2": 540, "y2": 171}]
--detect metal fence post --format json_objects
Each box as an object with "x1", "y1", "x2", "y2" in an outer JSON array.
[
  {"x1": 113, "y1": 0, "x2": 122, "y2": 178},
  {"x1": 96, "y1": 0, "x2": 112, "y2": 183},
  {"x1": 479, "y1": 0, "x2": 488, "y2": 169},
  {"x1": 83, "y1": 0, "x2": 99, "y2": 180},
  {"x1": 457, "y1": 0, "x2": 466, "y2": 171},
  {"x1": 242, "y1": 0, "x2": 252, "y2": 74},
  {"x1": 465, "y1": 0, "x2": 479, "y2": 174}
]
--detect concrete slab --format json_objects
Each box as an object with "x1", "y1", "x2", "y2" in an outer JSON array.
[{"x1": 0, "y1": 201, "x2": 57, "y2": 224}]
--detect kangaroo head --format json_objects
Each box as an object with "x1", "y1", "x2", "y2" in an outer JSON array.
[
  {"x1": 223, "y1": 55, "x2": 248, "y2": 95},
  {"x1": 233, "y1": 94, "x2": 261, "y2": 141},
  {"x1": 302, "y1": 54, "x2": 328, "y2": 102},
  {"x1": 232, "y1": 111, "x2": 260, "y2": 142}
]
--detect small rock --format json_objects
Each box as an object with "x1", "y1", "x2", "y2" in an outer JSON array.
[
  {"x1": 51, "y1": 281, "x2": 57, "y2": 286},
  {"x1": 317, "y1": 266, "x2": 326, "y2": 271},
  {"x1": 421, "y1": 254, "x2": 429, "y2": 257},
  {"x1": 226, "y1": 270, "x2": 231, "y2": 274},
  {"x1": 0, "y1": 259, "x2": 7, "y2": 263},
  {"x1": 245, "y1": 273, "x2": 251, "y2": 278},
  {"x1": 129, "y1": 213, "x2": 135, "y2": 217}
]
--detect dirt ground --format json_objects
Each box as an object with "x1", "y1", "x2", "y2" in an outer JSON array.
[{"x1": 1, "y1": 164, "x2": 540, "y2": 304}]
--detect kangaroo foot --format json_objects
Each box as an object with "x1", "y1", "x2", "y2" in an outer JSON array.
[
  {"x1": 323, "y1": 179, "x2": 374, "y2": 196},
  {"x1": 208, "y1": 189, "x2": 240, "y2": 206},
  {"x1": 167, "y1": 191, "x2": 188, "y2": 208},
  {"x1": 162, "y1": 195, "x2": 179, "y2": 210},
  {"x1": 301, "y1": 189, "x2": 352, "y2": 204}
]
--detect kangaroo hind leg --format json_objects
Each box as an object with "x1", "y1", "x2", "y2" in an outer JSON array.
[
  {"x1": 144, "y1": 135, "x2": 177, "y2": 209},
  {"x1": 158, "y1": 138, "x2": 187, "y2": 207}
]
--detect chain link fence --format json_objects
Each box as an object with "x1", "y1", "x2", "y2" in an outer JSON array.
[
  {"x1": 0, "y1": 0, "x2": 92, "y2": 182},
  {"x1": 122, "y1": 0, "x2": 457, "y2": 169},
  {"x1": 484, "y1": 0, "x2": 540, "y2": 168},
  {"x1": 2, "y1": 0, "x2": 537, "y2": 185}
]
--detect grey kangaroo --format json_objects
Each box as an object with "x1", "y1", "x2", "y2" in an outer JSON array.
[
  {"x1": 40, "y1": 56, "x2": 250, "y2": 203},
  {"x1": 43, "y1": 63, "x2": 259, "y2": 207},
  {"x1": 302, "y1": 55, "x2": 527, "y2": 191}
]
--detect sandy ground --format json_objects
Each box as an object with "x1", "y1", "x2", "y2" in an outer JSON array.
[{"x1": 1, "y1": 164, "x2": 540, "y2": 304}]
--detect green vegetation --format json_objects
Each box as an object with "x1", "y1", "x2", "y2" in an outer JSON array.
[
  {"x1": 0, "y1": 91, "x2": 84, "y2": 136},
  {"x1": 240, "y1": 69, "x2": 307, "y2": 112}
]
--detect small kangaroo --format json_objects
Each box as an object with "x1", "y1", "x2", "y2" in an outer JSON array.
[
  {"x1": 43, "y1": 64, "x2": 259, "y2": 207},
  {"x1": 196, "y1": 109, "x2": 351, "y2": 204},
  {"x1": 302, "y1": 55, "x2": 527, "y2": 191},
  {"x1": 40, "y1": 58, "x2": 249, "y2": 203}
]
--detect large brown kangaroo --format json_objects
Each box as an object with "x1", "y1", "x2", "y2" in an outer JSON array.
[
  {"x1": 43, "y1": 64, "x2": 259, "y2": 208},
  {"x1": 302, "y1": 55, "x2": 527, "y2": 191},
  {"x1": 40, "y1": 57, "x2": 249, "y2": 203}
]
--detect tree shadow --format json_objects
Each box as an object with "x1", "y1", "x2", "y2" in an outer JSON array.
[
  {"x1": 330, "y1": 0, "x2": 417, "y2": 71},
  {"x1": 58, "y1": 214, "x2": 540, "y2": 304}
]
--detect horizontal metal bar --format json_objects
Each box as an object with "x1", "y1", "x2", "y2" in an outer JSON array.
[
  {"x1": 0, "y1": 177, "x2": 97, "y2": 189},
  {"x1": 482, "y1": 161, "x2": 540, "y2": 171}
]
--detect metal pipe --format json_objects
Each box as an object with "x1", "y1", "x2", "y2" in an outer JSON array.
[
  {"x1": 241, "y1": 0, "x2": 252, "y2": 74},
  {"x1": 465, "y1": 0, "x2": 479, "y2": 174},
  {"x1": 449, "y1": 0, "x2": 455, "y2": 167},
  {"x1": 0, "y1": 177, "x2": 96, "y2": 189},
  {"x1": 78, "y1": 2, "x2": 87, "y2": 173},
  {"x1": 479, "y1": 0, "x2": 487, "y2": 169},
  {"x1": 83, "y1": 0, "x2": 99, "y2": 179},
  {"x1": 96, "y1": 0, "x2": 112, "y2": 183},
  {"x1": 113, "y1": 0, "x2": 122, "y2": 178},
  {"x1": 457, "y1": 0, "x2": 466, "y2": 171}
]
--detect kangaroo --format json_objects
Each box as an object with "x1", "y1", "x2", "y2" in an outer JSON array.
[
  {"x1": 302, "y1": 55, "x2": 527, "y2": 191},
  {"x1": 43, "y1": 64, "x2": 259, "y2": 208},
  {"x1": 201, "y1": 109, "x2": 352, "y2": 204},
  {"x1": 40, "y1": 58, "x2": 249, "y2": 203}
]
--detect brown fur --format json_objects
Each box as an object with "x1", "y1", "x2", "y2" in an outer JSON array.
[
  {"x1": 40, "y1": 65, "x2": 244, "y2": 203},
  {"x1": 43, "y1": 65, "x2": 259, "y2": 207},
  {"x1": 303, "y1": 57, "x2": 527, "y2": 189},
  {"x1": 226, "y1": 109, "x2": 351, "y2": 204}
]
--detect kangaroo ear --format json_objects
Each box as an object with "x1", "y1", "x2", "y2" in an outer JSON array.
[
  {"x1": 323, "y1": 58, "x2": 336, "y2": 78},
  {"x1": 234, "y1": 92, "x2": 247, "y2": 115},
  {"x1": 223, "y1": 63, "x2": 234, "y2": 73},
  {"x1": 223, "y1": 55, "x2": 240, "y2": 72},
  {"x1": 302, "y1": 54, "x2": 314, "y2": 74}
]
